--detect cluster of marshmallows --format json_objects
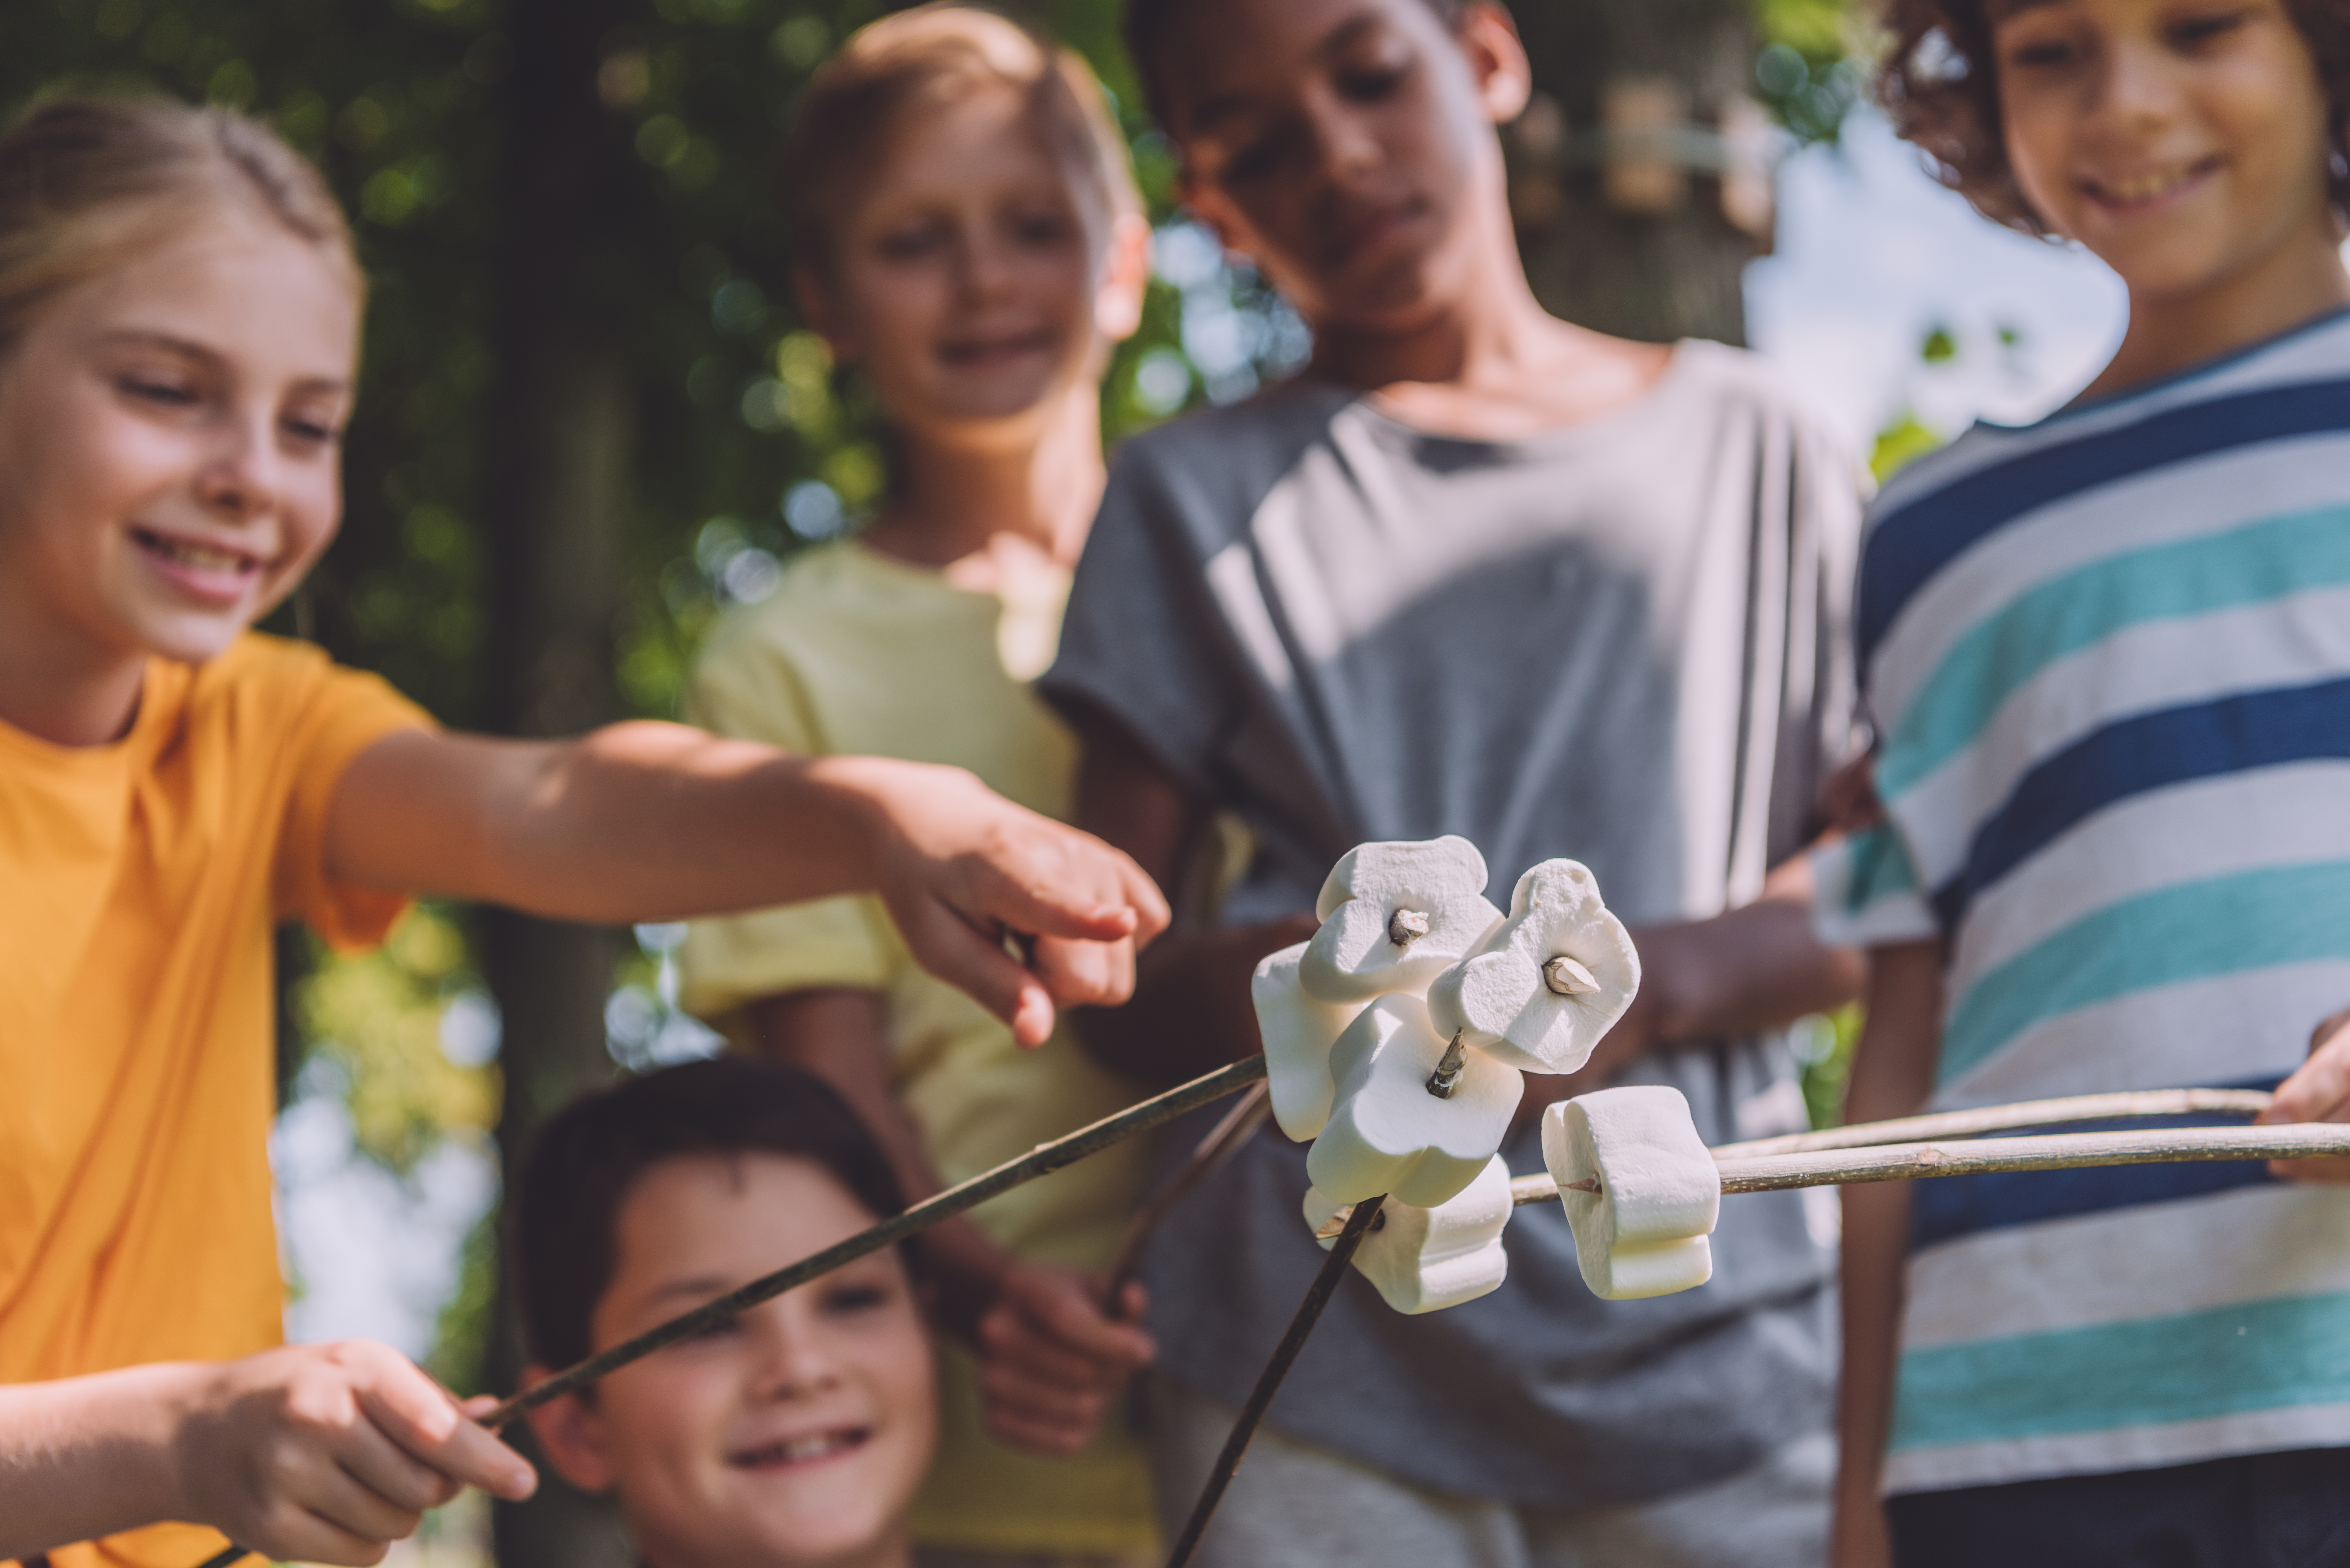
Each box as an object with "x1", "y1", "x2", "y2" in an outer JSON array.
[{"x1": 1254, "y1": 837, "x2": 1723, "y2": 1311}]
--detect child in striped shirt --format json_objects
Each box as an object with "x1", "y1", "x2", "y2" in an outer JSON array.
[{"x1": 1821, "y1": 0, "x2": 2350, "y2": 1562}]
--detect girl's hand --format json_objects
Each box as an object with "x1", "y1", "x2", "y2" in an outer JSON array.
[
  {"x1": 2260, "y1": 1006, "x2": 2350, "y2": 1182},
  {"x1": 171, "y1": 1341, "x2": 534, "y2": 1566},
  {"x1": 838, "y1": 757, "x2": 1170, "y2": 1046},
  {"x1": 973, "y1": 1266, "x2": 1155, "y2": 1458}
]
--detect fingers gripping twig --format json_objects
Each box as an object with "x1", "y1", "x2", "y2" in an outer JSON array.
[{"x1": 1164, "y1": 1195, "x2": 1388, "y2": 1568}]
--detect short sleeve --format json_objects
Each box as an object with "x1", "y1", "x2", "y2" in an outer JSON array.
[
  {"x1": 1038, "y1": 440, "x2": 1241, "y2": 796},
  {"x1": 677, "y1": 615, "x2": 898, "y2": 1018},
  {"x1": 1811, "y1": 821, "x2": 1940, "y2": 948},
  {"x1": 272, "y1": 662, "x2": 435, "y2": 950}
]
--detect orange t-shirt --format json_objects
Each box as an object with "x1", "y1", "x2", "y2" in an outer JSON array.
[{"x1": 0, "y1": 634, "x2": 429, "y2": 1568}]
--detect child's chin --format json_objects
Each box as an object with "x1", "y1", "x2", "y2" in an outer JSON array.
[{"x1": 131, "y1": 609, "x2": 254, "y2": 667}]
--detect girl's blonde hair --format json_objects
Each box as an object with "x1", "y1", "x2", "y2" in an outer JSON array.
[
  {"x1": 0, "y1": 95, "x2": 360, "y2": 358},
  {"x1": 781, "y1": 4, "x2": 1142, "y2": 270}
]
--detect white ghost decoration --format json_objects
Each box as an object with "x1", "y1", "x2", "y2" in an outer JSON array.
[
  {"x1": 1301, "y1": 1155, "x2": 1513, "y2": 1315},
  {"x1": 1252, "y1": 940, "x2": 1370, "y2": 1142},
  {"x1": 1427, "y1": 858, "x2": 1640, "y2": 1074},
  {"x1": 1298, "y1": 837, "x2": 1504, "y2": 1004},
  {"x1": 1307, "y1": 993, "x2": 1522, "y2": 1208},
  {"x1": 1541, "y1": 1086, "x2": 1719, "y2": 1300}
]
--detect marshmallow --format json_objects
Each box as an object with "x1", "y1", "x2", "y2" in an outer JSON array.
[
  {"x1": 1252, "y1": 941, "x2": 1370, "y2": 1142},
  {"x1": 1301, "y1": 1155, "x2": 1512, "y2": 1314},
  {"x1": 1308, "y1": 994, "x2": 1522, "y2": 1208},
  {"x1": 1427, "y1": 859, "x2": 1640, "y2": 1074},
  {"x1": 1541, "y1": 1087, "x2": 1719, "y2": 1300},
  {"x1": 1300, "y1": 837, "x2": 1505, "y2": 1003}
]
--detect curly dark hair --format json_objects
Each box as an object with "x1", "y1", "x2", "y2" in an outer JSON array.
[
  {"x1": 1877, "y1": 0, "x2": 2350, "y2": 234},
  {"x1": 1123, "y1": 0, "x2": 1470, "y2": 135}
]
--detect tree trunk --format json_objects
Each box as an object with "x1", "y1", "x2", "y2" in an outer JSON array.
[
  {"x1": 1509, "y1": 0, "x2": 1765, "y2": 346},
  {"x1": 479, "y1": 0, "x2": 634, "y2": 1562}
]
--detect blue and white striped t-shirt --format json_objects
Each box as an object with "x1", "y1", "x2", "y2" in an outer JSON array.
[{"x1": 1815, "y1": 308, "x2": 2350, "y2": 1495}]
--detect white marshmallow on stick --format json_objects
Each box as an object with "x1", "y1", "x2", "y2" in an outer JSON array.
[
  {"x1": 1427, "y1": 858, "x2": 1640, "y2": 1074},
  {"x1": 1251, "y1": 941, "x2": 1369, "y2": 1142},
  {"x1": 1301, "y1": 1155, "x2": 1513, "y2": 1315},
  {"x1": 1308, "y1": 994, "x2": 1522, "y2": 1208},
  {"x1": 1541, "y1": 1086, "x2": 1719, "y2": 1300},
  {"x1": 1299, "y1": 837, "x2": 1504, "y2": 1003}
]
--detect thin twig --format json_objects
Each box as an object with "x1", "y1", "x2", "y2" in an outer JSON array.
[
  {"x1": 1713, "y1": 1087, "x2": 2275, "y2": 1158},
  {"x1": 1714, "y1": 1122, "x2": 2350, "y2": 1192},
  {"x1": 1508, "y1": 1086, "x2": 2285, "y2": 1206},
  {"x1": 1104, "y1": 1082, "x2": 1274, "y2": 1311},
  {"x1": 1164, "y1": 1195, "x2": 1387, "y2": 1568},
  {"x1": 483, "y1": 1054, "x2": 1268, "y2": 1428}
]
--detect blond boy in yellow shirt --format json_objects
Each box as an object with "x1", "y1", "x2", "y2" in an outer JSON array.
[{"x1": 679, "y1": 11, "x2": 1164, "y2": 1565}]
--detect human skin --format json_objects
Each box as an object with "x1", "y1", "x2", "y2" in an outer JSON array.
[
  {"x1": 0, "y1": 207, "x2": 1164, "y2": 1562},
  {"x1": 1069, "y1": 0, "x2": 1862, "y2": 1116},
  {"x1": 524, "y1": 1154, "x2": 937, "y2": 1568},
  {"x1": 751, "y1": 82, "x2": 1159, "y2": 1456}
]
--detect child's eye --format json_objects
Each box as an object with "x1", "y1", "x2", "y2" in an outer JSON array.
[
  {"x1": 1009, "y1": 209, "x2": 1076, "y2": 247},
  {"x1": 280, "y1": 415, "x2": 341, "y2": 447},
  {"x1": 1335, "y1": 63, "x2": 1409, "y2": 104},
  {"x1": 2003, "y1": 33, "x2": 2086, "y2": 70},
  {"x1": 120, "y1": 375, "x2": 198, "y2": 408},
  {"x1": 677, "y1": 1312, "x2": 745, "y2": 1345},
  {"x1": 820, "y1": 1281, "x2": 891, "y2": 1317},
  {"x1": 2170, "y1": 7, "x2": 2250, "y2": 47},
  {"x1": 875, "y1": 223, "x2": 947, "y2": 261}
]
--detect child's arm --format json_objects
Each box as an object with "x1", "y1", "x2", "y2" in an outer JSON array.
[
  {"x1": 328, "y1": 726, "x2": 1169, "y2": 1047},
  {"x1": 0, "y1": 1342, "x2": 534, "y2": 1566},
  {"x1": 1831, "y1": 939, "x2": 1945, "y2": 1568},
  {"x1": 747, "y1": 989, "x2": 1154, "y2": 1456},
  {"x1": 1065, "y1": 713, "x2": 1319, "y2": 1085},
  {"x1": 2257, "y1": 1004, "x2": 2350, "y2": 1180}
]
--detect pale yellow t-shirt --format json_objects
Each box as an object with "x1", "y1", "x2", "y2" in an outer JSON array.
[
  {"x1": 678, "y1": 542, "x2": 1159, "y2": 1556},
  {"x1": 0, "y1": 635, "x2": 430, "y2": 1568}
]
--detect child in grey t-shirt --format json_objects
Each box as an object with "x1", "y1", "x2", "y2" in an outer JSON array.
[{"x1": 1041, "y1": 0, "x2": 1867, "y2": 1563}]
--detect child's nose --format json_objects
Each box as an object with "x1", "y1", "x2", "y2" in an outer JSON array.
[
  {"x1": 194, "y1": 412, "x2": 286, "y2": 520},
  {"x1": 2094, "y1": 34, "x2": 2188, "y2": 127},
  {"x1": 745, "y1": 1311, "x2": 846, "y2": 1399}
]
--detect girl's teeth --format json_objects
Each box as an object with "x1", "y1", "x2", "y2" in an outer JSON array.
[{"x1": 152, "y1": 537, "x2": 250, "y2": 572}]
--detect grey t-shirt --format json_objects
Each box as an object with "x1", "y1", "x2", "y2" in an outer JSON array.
[{"x1": 1042, "y1": 342, "x2": 1862, "y2": 1511}]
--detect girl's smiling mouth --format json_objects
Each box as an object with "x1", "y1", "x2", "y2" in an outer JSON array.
[{"x1": 130, "y1": 525, "x2": 265, "y2": 605}]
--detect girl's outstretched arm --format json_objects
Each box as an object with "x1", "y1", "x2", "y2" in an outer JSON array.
[{"x1": 326, "y1": 725, "x2": 1169, "y2": 1047}]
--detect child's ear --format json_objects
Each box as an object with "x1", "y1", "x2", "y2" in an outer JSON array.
[
  {"x1": 793, "y1": 264, "x2": 856, "y2": 366},
  {"x1": 520, "y1": 1370, "x2": 618, "y2": 1496},
  {"x1": 1094, "y1": 213, "x2": 1154, "y2": 344},
  {"x1": 1458, "y1": 2, "x2": 1533, "y2": 126}
]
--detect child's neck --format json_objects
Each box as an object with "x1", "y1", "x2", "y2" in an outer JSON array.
[
  {"x1": 0, "y1": 592, "x2": 147, "y2": 748},
  {"x1": 2087, "y1": 223, "x2": 2350, "y2": 402},
  {"x1": 1305, "y1": 198, "x2": 1673, "y2": 443},
  {"x1": 859, "y1": 380, "x2": 1104, "y2": 591}
]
